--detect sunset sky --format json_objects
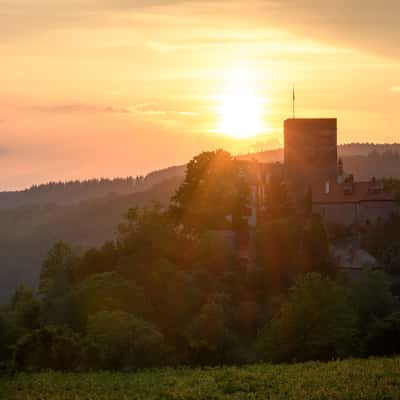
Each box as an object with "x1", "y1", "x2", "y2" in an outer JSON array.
[{"x1": 1, "y1": 0, "x2": 400, "y2": 190}]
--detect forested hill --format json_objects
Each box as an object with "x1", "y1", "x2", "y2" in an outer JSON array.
[
  {"x1": 1, "y1": 143, "x2": 400, "y2": 302},
  {"x1": 240, "y1": 143, "x2": 400, "y2": 180},
  {"x1": 1, "y1": 144, "x2": 399, "y2": 212},
  {"x1": 0, "y1": 165, "x2": 185, "y2": 210},
  {"x1": 0, "y1": 176, "x2": 183, "y2": 302}
]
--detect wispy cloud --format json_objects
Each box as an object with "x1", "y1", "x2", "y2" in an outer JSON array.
[
  {"x1": 31, "y1": 104, "x2": 131, "y2": 114},
  {"x1": 2, "y1": 0, "x2": 400, "y2": 59},
  {"x1": 389, "y1": 86, "x2": 400, "y2": 92},
  {"x1": 29, "y1": 102, "x2": 199, "y2": 119},
  {"x1": 130, "y1": 103, "x2": 199, "y2": 118}
]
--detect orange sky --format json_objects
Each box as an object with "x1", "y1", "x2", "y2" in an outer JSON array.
[{"x1": 1, "y1": 1, "x2": 400, "y2": 190}]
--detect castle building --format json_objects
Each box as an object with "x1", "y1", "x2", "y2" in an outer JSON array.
[
  {"x1": 312, "y1": 175, "x2": 397, "y2": 225},
  {"x1": 237, "y1": 117, "x2": 397, "y2": 228},
  {"x1": 283, "y1": 117, "x2": 397, "y2": 225}
]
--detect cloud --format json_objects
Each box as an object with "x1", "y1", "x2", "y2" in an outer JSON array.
[
  {"x1": 253, "y1": 0, "x2": 400, "y2": 59},
  {"x1": 28, "y1": 102, "x2": 199, "y2": 120},
  {"x1": 389, "y1": 86, "x2": 400, "y2": 92},
  {"x1": 31, "y1": 103, "x2": 131, "y2": 114},
  {"x1": 0, "y1": 1, "x2": 92, "y2": 40},
  {"x1": 130, "y1": 103, "x2": 199, "y2": 118},
  {"x1": 2, "y1": 0, "x2": 400, "y2": 59},
  {"x1": 96, "y1": 0, "x2": 187, "y2": 9}
]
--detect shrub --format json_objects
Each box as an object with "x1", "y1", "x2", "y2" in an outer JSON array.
[
  {"x1": 14, "y1": 326, "x2": 82, "y2": 371},
  {"x1": 362, "y1": 312, "x2": 400, "y2": 356},
  {"x1": 87, "y1": 310, "x2": 166, "y2": 369}
]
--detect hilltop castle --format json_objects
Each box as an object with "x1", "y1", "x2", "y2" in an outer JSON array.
[{"x1": 240, "y1": 118, "x2": 397, "y2": 227}]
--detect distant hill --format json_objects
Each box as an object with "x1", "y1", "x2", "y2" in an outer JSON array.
[
  {"x1": 239, "y1": 143, "x2": 400, "y2": 180},
  {"x1": 0, "y1": 165, "x2": 185, "y2": 211},
  {"x1": 338, "y1": 143, "x2": 400, "y2": 157},
  {"x1": 1, "y1": 143, "x2": 398, "y2": 212},
  {"x1": 0, "y1": 176, "x2": 183, "y2": 302}
]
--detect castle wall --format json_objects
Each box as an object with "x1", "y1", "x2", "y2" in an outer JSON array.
[
  {"x1": 313, "y1": 201, "x2": 398, "y2": 226},
  {"x1": 358, "y1": 201, "x2": 398, "y2": 223},
  {"x1": 313, "y1": 203, "x2": 358, "y2": 225}
]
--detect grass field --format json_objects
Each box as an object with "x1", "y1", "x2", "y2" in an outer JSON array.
[{"x1": 1, "y1": 357, "x2": 400, "y2": 399}]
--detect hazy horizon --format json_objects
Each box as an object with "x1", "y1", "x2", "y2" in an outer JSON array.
[{"x1": 1, "y1": 0, "x2": 400, "y2": 190}]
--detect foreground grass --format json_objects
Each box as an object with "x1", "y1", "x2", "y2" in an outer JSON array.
[{"x1": 1, "y1": 357, "x2": 400, "y2": 400}]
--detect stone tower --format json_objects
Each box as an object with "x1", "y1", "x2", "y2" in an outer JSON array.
[{"x1": 284, "y1": 118, "x2": 337, "y2": 190}]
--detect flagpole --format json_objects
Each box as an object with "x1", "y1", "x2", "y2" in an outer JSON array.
[{"x1": 292, "y1": 86, "x2": 295, "y2": 119}]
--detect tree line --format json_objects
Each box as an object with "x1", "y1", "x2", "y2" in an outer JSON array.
[
  {"x1": 0, "y1": 165, "x2": 185, "y2": 210},
  {"x1": 1, "y1": 150, "x2": 400, "y2": 371}
]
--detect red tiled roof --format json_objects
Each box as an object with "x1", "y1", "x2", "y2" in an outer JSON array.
[{"x1": 313, "y1": 181, "x2": 395, "y2": 204}]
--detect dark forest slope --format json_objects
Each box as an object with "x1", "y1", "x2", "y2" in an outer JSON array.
[
  {"x1": 0, "y1": 176, "x2": 183, "y2": 302},
  {"x1": 0, "y1": 165, "x2": 185, "y2": 210}
]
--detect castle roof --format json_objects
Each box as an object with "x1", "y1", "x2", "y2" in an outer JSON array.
[{"x1": 313, "y1": 181, "x2": 395, "y2": 204}]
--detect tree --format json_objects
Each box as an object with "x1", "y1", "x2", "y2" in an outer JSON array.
[
  {"x1": 11, "y1": 285, "x2": 40, "y2": 334},
  {"x1": 170, "y1": 150, "x2": 250, "y2": 231},
  {"x1": 301, "y1": 213, "x2": 334, "y2": 275},
  {"x1": 116, "y1": 205, "x2": 181, "y2": 279},
  {"x1": 362, "y1": 213, "x2": 400, "y2": 275},
  {"x1": 258, "y1": 273, "x2": 357, "y2": 363},
  {"x1": 362, "y1": 312, "x2": 400, "y2": 356},
  {"x1": 0, "y1": 311, "x2": 18, "y2": 364},
  {"x1": 184, "y1": 300, "x2": 230, "y2": 364},
  {"x1": 154, "y1": 269, "x2": 204, "y2": 341},
  {"x1": 71, "y1": 241, "x2": 118, "y2": 283},
  {"x1": 39, "y1": 242, "x2": 82, "y2": 329},
  {"x1": 74, "y1": 272, "x2": 149, "y2": 320},
  {"x1": 348, "y1": 269, "x2": 398, "y2": 332},
  {"x1": 14, "y1": 326, "x2": 82, "y2": 371},
  {"x1": 256, "y1": 217, "x2": 302, "y2": 292},
  {"x1": 39, "y1": 241, "x2": 76, "y2": 297},
  {"x1": 87, "y1": 310, "x2": 165, "y2": 369}
]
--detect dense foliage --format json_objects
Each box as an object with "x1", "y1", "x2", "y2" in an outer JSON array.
[
  {"x1": 1, "y1": 150, "x2": 400, "y2": 372},
  {"x1": 2, "y1": 145, "x2": 400, "y2": 303},
  {"x1": 2, "y1": 358, "x2": 400, "y2": 399},
  {"x1": 362, "y1": 205, "x2": 400, "y2": 277},
  {"x1": 0, "y1": 176, "x2": 182, "y2": 302},
  {"x1": 257, "y1": 273, "x2": 357, "y2": 363}
]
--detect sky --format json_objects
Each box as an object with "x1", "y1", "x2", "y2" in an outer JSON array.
[{"x1": 1, "y1": 0, "x2": 400, "y2": 190}]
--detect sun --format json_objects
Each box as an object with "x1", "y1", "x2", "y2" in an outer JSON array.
[{"x1": 217, "y1": 69, "x2": 266, "y2": 139}]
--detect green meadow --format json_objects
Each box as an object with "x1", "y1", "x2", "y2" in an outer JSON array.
[{"x1": 2, "y1": 357, "x2": 400, "y2": 400}]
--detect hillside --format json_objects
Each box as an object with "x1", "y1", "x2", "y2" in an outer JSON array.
[
  {"x1": 3, "y1": 357, "x2": 400, "y2": 399},
  {"x1": 0, "y1": 143, "x2": 399, "y2": 302},
  {"x1": 0, "y1": 176, "x2": 183, "y2": 302},
  {"x1": 0, "y1": 165, "x2": 185, "y2": 211}
]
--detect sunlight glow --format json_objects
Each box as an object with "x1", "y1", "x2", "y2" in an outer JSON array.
[{"x1": 217, "y1": 69, "x2": 267, "y2": 139}]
